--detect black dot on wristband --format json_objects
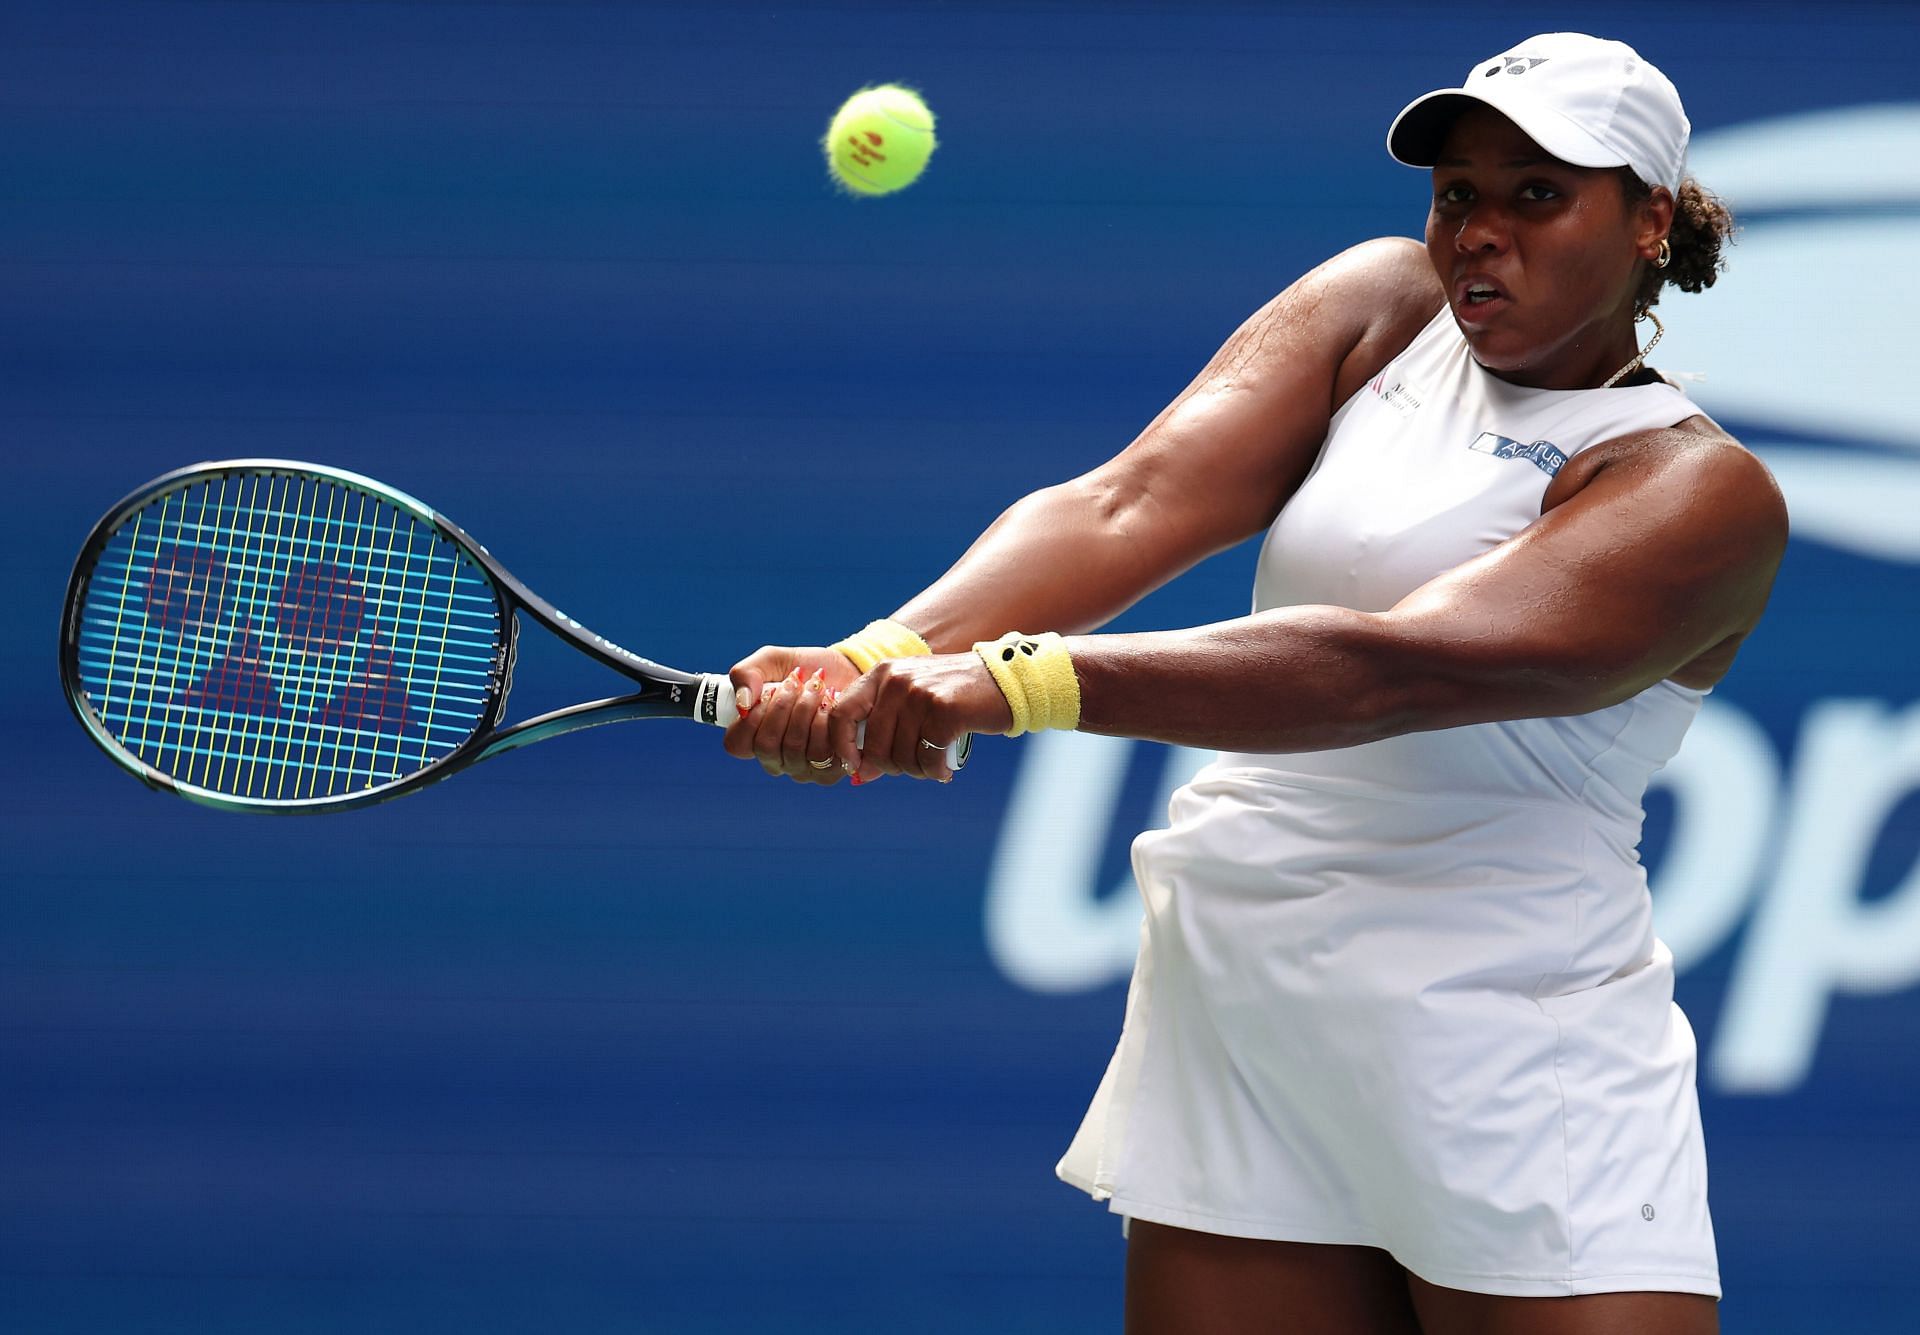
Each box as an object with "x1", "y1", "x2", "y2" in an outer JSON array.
[{"x1": 1001, "y1": 647, "x2": 1017, "y2": 662}]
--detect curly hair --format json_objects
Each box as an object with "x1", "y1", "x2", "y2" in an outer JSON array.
[{"x1": 1619, "y1": 169, "x2": 1735, "y2": 314}]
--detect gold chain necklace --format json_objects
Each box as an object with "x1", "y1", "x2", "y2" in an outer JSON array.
[{"x1": 1601, "y1": 308, "x2": 1665, "y2": 388}]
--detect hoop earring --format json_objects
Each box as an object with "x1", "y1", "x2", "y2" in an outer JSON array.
[{"x1": 1653, "y1": 238, "x2": 1671, "y2": 269}]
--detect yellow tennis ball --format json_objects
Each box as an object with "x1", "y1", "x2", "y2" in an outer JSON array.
[{"x1": 823, "y1": 84, "x2": 937, "y2": 197}]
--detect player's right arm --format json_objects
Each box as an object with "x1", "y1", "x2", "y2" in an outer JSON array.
[
  {"x1": 895, "y1": 237, "x2": 1444, "y2": 647},
  {"x1": 727, "y1": 237, "x2": 1445, "y2": 779}
]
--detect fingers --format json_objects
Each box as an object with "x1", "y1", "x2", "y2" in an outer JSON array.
[
  {"x1": 830, "y1": 673, "x2": 877, "y2": 784},
  {"x1": 888, "y1": 693, "x2": 943, "y2": 782},
  {"x1": 910, "y1": 723, "x2": 957, "y2": 783},
  {"x1": 728, "y1": 667, "x2": 840, "y2": 784},
  {"x1": 724, "y1": 648, "x2": 782, "y2": 760},
  {"x1": 723, "y1": 648, "x2": 978, "y2": 789},
  {"x1": 835, "y1": 661, "x2": 955, "y2": 785},
  {"x1": 781, "y1": 668, "x2": 839, "y2": 785},
  {"x1": 723, "y1": 646, "x2": 873, "y2": 782}
]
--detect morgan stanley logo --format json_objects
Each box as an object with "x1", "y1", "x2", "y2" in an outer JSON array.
[{"x1": 982, "y1": 104, "x2": 1920, "y2": 1099}]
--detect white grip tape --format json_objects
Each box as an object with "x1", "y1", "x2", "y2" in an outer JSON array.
[
  {"x1": 855, "y1": 721, "x2": 968, "y2": 771},
  {"x1": 715, "y1": 677, "x2": 738, "y2": 725}
]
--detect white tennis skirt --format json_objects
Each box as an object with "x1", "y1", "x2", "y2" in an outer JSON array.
[{"x1": 1056, "y1": 766, "x2": 1720, "y2": 1299}]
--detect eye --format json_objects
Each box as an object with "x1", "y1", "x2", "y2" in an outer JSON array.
[
  {"x1": 1435, "y1": 183, "x2": 1473, "y2": 206},
  {"x1": 1519, "y1": 182, "x2": 1561, "y2": 202}
]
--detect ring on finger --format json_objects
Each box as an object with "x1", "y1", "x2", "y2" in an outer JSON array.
[
  {"x1": 808, "y1": 758, "x2": 835, "y2": 770},
  {"x1": 920, "y1": 738, "x2": 943, "y2": 751}
]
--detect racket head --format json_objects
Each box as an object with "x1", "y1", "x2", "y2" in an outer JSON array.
[{"x1": 61, "y1": 460, "x2": 512, "y2": 812}]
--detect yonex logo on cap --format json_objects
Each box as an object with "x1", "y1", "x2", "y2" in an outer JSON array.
[{"x1": 1391, "y1": 34, "x2": 1691, "y2": 193}]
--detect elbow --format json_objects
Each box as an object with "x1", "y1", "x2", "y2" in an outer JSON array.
[
  {"x1": 1068, "y1": 472, "x2": 1152, "y2": 543},
  {"x1": 1353, "y1": 613, "x2": 1656, "y2": 734},
  {"x1": 1388, "y1": 641, "x2": 1652, "y2": 730},
  {"x1": 1260, "y1": 609, "x2": 1446, "y2": 746},
  {"x1": 999, "y1": 475, "x2": 1136, "y2": 545}
]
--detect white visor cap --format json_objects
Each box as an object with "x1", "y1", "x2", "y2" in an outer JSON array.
[{"x1": 1387, "y1": 33, "x2": 1689, "y2": 193}]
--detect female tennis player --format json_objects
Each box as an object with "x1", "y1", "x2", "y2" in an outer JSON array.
[{"x1": 725, "y1": 33, "x2": 1782, "y2": 1334}]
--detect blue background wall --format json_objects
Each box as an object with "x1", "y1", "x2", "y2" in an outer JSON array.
[{"x1": 5, "y1": 3, "x2": 1918, "y2": 1330}]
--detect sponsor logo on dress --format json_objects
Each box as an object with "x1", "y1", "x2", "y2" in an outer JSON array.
[
  {"x1": 1468, "y1": 431, "x2": 1567, "y2": 476},
  {"x1": 1368, "y1": 374, "x2": 1423, "y2": 417}
]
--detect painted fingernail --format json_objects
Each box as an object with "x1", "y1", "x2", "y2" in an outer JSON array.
[
  {"x1": 786, "y1": 667, "x2": 803, "y2": 685},
  {"x1": 850, "y1": 773, "x2": 865, "y2": 787}
]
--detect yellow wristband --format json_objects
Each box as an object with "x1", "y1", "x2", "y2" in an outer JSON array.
[
  {"x1": 973, "y1": 631, "x2": 1081, "y2": 737},
  {"x1": 832, "y1": 618, "x2": 932, "y2": 673}
]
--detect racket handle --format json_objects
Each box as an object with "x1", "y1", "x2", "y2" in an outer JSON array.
[
  {"x1": 695, "y1": 674, "x2": 969, "y2": 771},
  {"x1": 696, "y1": 675, "x2": 742, "y2": 726},
  {"x1": 863, "y1": 723, "x2": 970, "y2": 773}
]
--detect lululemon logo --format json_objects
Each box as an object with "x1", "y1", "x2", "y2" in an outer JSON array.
[{"x1": 1642, "y1": 1204, "x2": 1657, "y2": 1221}]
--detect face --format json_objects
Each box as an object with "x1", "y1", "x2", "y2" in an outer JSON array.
[{"x1": 1425, "y1": 106, "x2": 1671, "y2": 388}]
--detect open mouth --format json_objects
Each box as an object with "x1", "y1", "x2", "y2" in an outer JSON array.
[{"x1": 1454, "y1": 278, "x2": 1512, "y2": 322}]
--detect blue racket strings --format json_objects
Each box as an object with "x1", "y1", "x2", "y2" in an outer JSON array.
[{"x1": 73, "y1": 472, "x2": 504, "y2": 802}]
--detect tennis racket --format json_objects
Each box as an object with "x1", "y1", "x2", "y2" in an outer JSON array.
[{"x1": 61, "y1": 459, "x2": 967, "y2": 813}]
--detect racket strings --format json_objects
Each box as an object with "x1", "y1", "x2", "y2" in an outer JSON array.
[{"x1": 74, "y1": 471, "x2": 504, "y2": 802}]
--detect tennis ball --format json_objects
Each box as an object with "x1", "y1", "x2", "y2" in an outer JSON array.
[{"x1": 823, "y1": 84, "x2": 936, "y2": 196}]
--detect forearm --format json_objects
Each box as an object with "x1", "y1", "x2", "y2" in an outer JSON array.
[
  {"x1": 892, "y1": 475, "x2": 1207, "y2": 653},
  {"x1": 1066, "y1": 607, "x2": 1599, "y2": 753}
]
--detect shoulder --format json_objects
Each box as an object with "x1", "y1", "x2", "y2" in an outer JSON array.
[
  {"x1": 1317, "y1": 238, "x2": 1447, "y2": 405},
  {"x1": 1292, "y1": 236, "x2": 1445, "y2": 341},
  {"x1": 1247, "y1": 237, "x2": 1443, "y2": 407},
  {"x1": 1195, "y1": 237, "x2": 1444, "y2": 393},
  {"x1": 1550, "y1": 415, "x2": 1789, "y2": 557},
  {"x1": 1242, "y1": 237, "x2": 1443, "y2": 340},
  {"x1": 1309, "y1": 236, "x2": 1444, "y2": 306}
]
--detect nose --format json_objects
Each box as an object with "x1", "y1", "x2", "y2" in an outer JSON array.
[{"x1": 1451, "y1": 201, "x2": 1512, "y2": 256}]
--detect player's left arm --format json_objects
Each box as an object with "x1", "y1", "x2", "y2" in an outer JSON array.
[
  {"x1": 832, "y1": 425, "x2": 1788, "y2": 773},
  {"x1": 1066, "y1": 425, "x2": 1789, "y2": 752}
]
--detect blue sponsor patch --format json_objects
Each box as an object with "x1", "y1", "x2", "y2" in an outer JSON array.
[{"x1": 1468, "y1": 431, "x2": 1568, "y2": 476}]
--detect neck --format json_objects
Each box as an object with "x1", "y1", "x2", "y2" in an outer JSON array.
[
  {"x1": 1476, "y1": 308, "x2": 1664, "y2": 390},
  {"x1": 1601, "y1": 309, "x2": 1664, "y2": 388}
]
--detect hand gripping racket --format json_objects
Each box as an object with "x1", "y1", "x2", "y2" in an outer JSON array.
[{"x1": 61, "y1": 460, "x2": 967, "y2": 813}]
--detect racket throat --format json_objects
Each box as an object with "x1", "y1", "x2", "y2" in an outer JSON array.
[{"x1": 478, "y1": 677, "x2": 728, "y2": 762}]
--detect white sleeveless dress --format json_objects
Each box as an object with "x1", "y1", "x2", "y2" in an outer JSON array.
[{"x1": 1056, "y1": 306, "x2": 1722, "y2": 1299}]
